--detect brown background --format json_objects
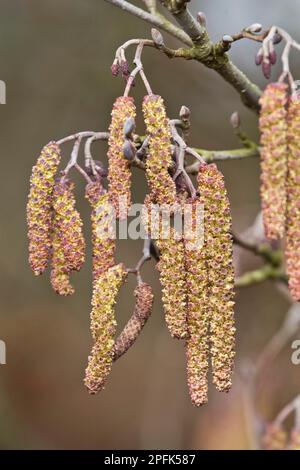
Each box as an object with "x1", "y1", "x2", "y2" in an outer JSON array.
[{"x1": 0, "y1": 0, "x2": 299, "y2": 449}]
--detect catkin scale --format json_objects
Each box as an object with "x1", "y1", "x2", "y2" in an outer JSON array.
[
  {"x1": 113, "y1": 282, "x2": 154, "y2": 361},
  {"x1": 85, "y1": 182, "x2": 116, "y2": 282},
  {"x1": 198, "y1": 164, "x2": 235, "y2": 393},
  {"x1": 286, "y1": 98, "x2": 300, "y2": 300},
  {"x1": 27, "y1": 142, "x2": 61, "y2": 275},
  {"x1": 259, "y1": 82, "x2": 288, "y2": 240},
  {"x1": 142, "y1": 94, "x2": 177, "y2": 206},
  {"x1": 107, "y1": 96, "x2": 136, "y2": 218},
  {"x1": 84, "y1": 263, "x2": 127, "y2": 394}
]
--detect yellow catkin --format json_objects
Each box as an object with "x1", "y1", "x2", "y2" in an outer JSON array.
[
  {"x1": 107, "y1": 96, "x2": 136, "y2": 218},
  {"x1": 259, "y1": 82, "x2": 288, "y2": 240},
  {"x1": 198, "y1": 164, "x2": 235, "y2": 393},
  {"x1": 184, "y1": 198, "x2": 209, "y2": 406},
  {"x1": 286, "y1": 98, "x2": 300, "y2": 301},
  {"x1": 113, "y1": 282, "x2": 154, "y2": 361},
  {"x1": 27, "y1": 142, "x2": 61, "y2": 275},
  {"x1": 142, "y1": 94, "x2": 177, "y2": 206},
  {"x1": 262, "y1": 423, "x2": 288, "y2": 450},
  {"x1": 84, "y1": 263, "x2": 127, "y2": 394},
  {"x1": 50, "y1": 213, "x2": 74, "y2": 296},
  {"x1": 85, "y1": 182, "x2": 116, "y2": 282}
]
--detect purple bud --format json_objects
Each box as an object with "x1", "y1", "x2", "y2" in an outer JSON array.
[
  {"x1": 273, "y1": 33, "x2": 282, "y2": 45},
  {"x1": 230, "y1": 111, "x2": 240, "y2": 129},
  {"x1": 123, "y1": 140, "x2": 136, "y2": 161},
  {"x1": 120, "y1": 60, "x2": 130, "y2": 80},
  {"x1": 269, "y1": 50, "x2": 277, "y2": 65},
  {"x1": 255, "y1": 51, "x2": 263, "y2": 66},
  {"x1": 246, "y1": 23, "x2": 262, "y2": 33},
  {"x1": 124, "y1": 117, "x2": 135, "y2": 138},
  {"x1": 179, "y1": 105, "x2": 191, "y2": 120},
  {"x1": 151, "y1": 28, "x2": 164, "y2": 47},
  {"x1": 262, "y1": 60, "x2": 271, "y2": 79},
  {"x1": 197, "y1": 12, "x2": 207, "y2": 27},
  {"x1": 111, "y1": 63, "x2": 120, "y2": 77}
]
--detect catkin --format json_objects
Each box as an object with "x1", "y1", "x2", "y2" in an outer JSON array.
[
  {"x1": 262, "y1": 423, "x2": 288, "y2": 450},
  {"x1": 84, "y1": 263, "x2": 127, "y2": 394},
  {"x1": 259, "y1": 82, "x2": 288, "y2": 240},
  {"x1": 286, "y1": 98, "x2": 300, "y2": 301},
  {"x1": 143, "y1": 94, "x2": 176, "y2": 206},
  {"x1": 85, "y1": 182, "x2": 116, "y2": 282},
  {"x1": 198, "y1": 164, "x2": 235, "y2": 393},
  {"x1": 107, "y1": 96, "x2": 136, "y2": 218},
  {"x1": 113, "y1": 282, "x2": 154, "y2": 361},
  {"x1": 184, "y1": 198, "x2": 209, "y2": 406},
  {"x1": 27, "y1": 142, "x2": 61, "y2": 275},
  {"x1": 287, "y1": 430, "x2": 300, "y2": 450}
]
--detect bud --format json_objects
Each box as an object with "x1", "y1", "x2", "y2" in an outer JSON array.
[
  {"x1": 142, "y1": 94, "x2": 177, "y2": 206},
  {"x1": 111, "y1": 62, "x2": 120, "y2": 77},
  {"x1": 273, "y1": 32, "x2": 282, "y2": 44},
  {"x1": 230, "y1": 111, "x2": 241, "y2": 129},
  {"x1": 151, "y1": 28, "x2": 164, "y2": 47},
  {"x1": 120, "y1": 60, "x2": 130, "y2": 80},
  {"x1": 222, "y1": 35, "x2": 233, "y2": 44},
  {"x1": 197, "y1": 11, "x2": 207, "y2": 28},
  {"x1": 259, "y1": 82, "x2": 288, "y2": 240},
  {"x1": 107, "y1": 96, "x2": 136, "y2": 218},
  {"x1": 84, "y1": 263, "x2": 127, "y2": 394},
  {"x1": 245, "y1": 23, "x2": 262, "y2": 33},
  {"x1": 113, "y1": 283, "x2": 154, "y2": 361},
  {"x1": 179, "y1": 105, "x2": 191, "y2": 120},
  {"x1": 255, "y1": 49, "x2": 263, "y2": 66},
  {"x1": 123, "y1": 117, "x2": 135, "y2": 138},
  {"x1": 262, "y1": 60, "x2": 271, "y2": 79},
  {"x1": 123, "y1": 140, "x2": 136, "y2": 161},
  {"x1": 269, "y1": 50, "x2": 277, "y2": 65},
  {"x1": 85, "y1": 182, "x2": 116, "y2": 282},
  {"x1": 262, "y1": 423, "x2": 287, "y2": 450},
  {"x1": 197, "y1": 164, "x2": 235, "y2": 393},
  {"x1": 27, "y1": 142, "x2": 61, "y2": 275},
  {"x1": 286, "y1": 98, "x2": 300, "y2": 300}
]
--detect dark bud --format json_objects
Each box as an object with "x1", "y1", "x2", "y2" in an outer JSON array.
[
  {"x1": 255, "y1": 51, "x2": 263, "y2": 66},
  {"x1": 230, "y1": 111, "x2": 241, "y2": 129},
  {"x1": 123, "y1": 140, "x2": 136, "y2": 161},
  {"x1": 222, "y1": 35, "x2": 233, "y2": 44},
  {"x1": 273, "y1": 33, "x2": 282, "y2": 45},
  {"x1": 179, "y1": 105, "x2": 191, "y2": 120},
  {"x1": 269, "y1": 50, "x2": 277, "y2": 65},
  {"x1": 124, "y1": 117, "x2": 136, "y2": 139},
  {"x1": 245, "y1": 23, "x2": 262, "y2": 33},
  {"x1": 197, "y1": 12, "x2": 207, "y2": 28},
  {"x1": 151, "y1": 28, "x2": 164, "y2": 47},
  {"x1": 262, "y1": 60, "x2": 271, "y2": 79},
  {"x1": 120, "y1": 60, "x2": 130, "y2": 81},
  {"x1": 111, "y1": 62, "x2": 120, "y2": 77}
]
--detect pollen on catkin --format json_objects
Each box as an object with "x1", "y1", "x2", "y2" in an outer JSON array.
[
  {"x1": 259, "y1": 82, "x2": 288, "y2": 240},
  {"x1": 113, "y1": 282, "x2": 154, "y2": 361},
  {"x1": 50, "y1": 212, "x2": 75, "y2": 296},
  {"x1": 143, "y1": 94, "x2": 177, "y2": 206},
  {"x1": 107, "y1": 96, "x2": 136, "y2": 218},
  {"x1": 85, "y1": 182, "x2": 116, "y2": 282},
  {"x1": 52, "y1": 178, "x2": 85, "y2": 272},
  {"x1": 198, "y1": 164, "x2": 235, "y2": 393},
  {"x1": 27, "y1": 142, "x2": 61, "y2": 275},
  {"x1": 262, "y1": 423, "x2": 288, "y2": 450},
  {"x1": 156, "y1": 228, "x2": 188, "y2": 340},
  {"x1": 84, "y1": 263, "x2": 127, "y2": 394},
  {"x1": 184, "y1": 197, "x2": 210, "y2": 406},
  {"x1": 286, "y1": 98, "x2": 300, "y2": 301}
]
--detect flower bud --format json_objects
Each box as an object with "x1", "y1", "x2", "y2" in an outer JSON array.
[{"x1": 151, "y1": 28, "x2": 164, "y2": 47}]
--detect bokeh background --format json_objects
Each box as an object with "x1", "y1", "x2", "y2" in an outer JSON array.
[{"x1": 0, "y1": 0, "x2": 300, "y2": 450}]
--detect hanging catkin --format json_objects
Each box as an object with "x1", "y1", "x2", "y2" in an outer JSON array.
[
  {"x1": 286, "y1": 97, "x2": 300, "y2": 300},
  {"x1": 84, "y1": 263, "x2": 127, "y2": 394},
  {"x1": 198, "y1": 164, "x2": 235, "y2": 393},
  {"x1": 108, "y1": 96, "x2": 136, "y2": 218},
  {"x1": 27, "y1": 142, "x2": 61, "y2": 275},
  {"x1": 259, "y1": 82, "x2": 288, "y2": 240}
]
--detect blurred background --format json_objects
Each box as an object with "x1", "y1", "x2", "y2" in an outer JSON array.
[{"x1": 0, "y1": 0, "x2": 299, "y2": 450}]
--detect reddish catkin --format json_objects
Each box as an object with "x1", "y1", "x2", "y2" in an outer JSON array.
[
  {"x1": 84, "y1": 263, "x2": 127, "y2": 394},
  {"x1": 184, "y1": 198, "x2": 210, "y2": 406},
  {"x1": 286, "y1": 98, "x2": 300, "y2": 301},
  {"x1": 259, "y1": 82, "x2": 288, "y2": 240},
  {"x1": 27, "y1": 142, "x2": 61, "y2": 275},
  {"x1": 50, "y1": 213, "x2": 75, "y2": 296},
  {"x1": 107, "y1": 96, "x2": 136, "y2": 218},
  {"x1": 113, "y1": 282, "x2": 154, "y2": 361},
  {"x1": 142, "y1": 94, "x2": 177, "y2": 206},
  {"x1": 198, "y1": 164, "x2": 235, "y2": 393},
  {"x1": 262, "y1": 423, "x2": 288, "y2": 450},
  {"x1": 85, "y1": 182, "x2": 116, "y2": 282},
  {"x1": 52, "y1": 178, "x2": 85, "y2": 273}
]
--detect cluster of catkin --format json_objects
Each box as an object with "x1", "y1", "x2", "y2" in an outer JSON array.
[
  {"x1": 259, "y1": 83, "x2": 300, "y2": 300},
  {"x1": 142, "y1": 94, "x2": 235, "y2": 406}
]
